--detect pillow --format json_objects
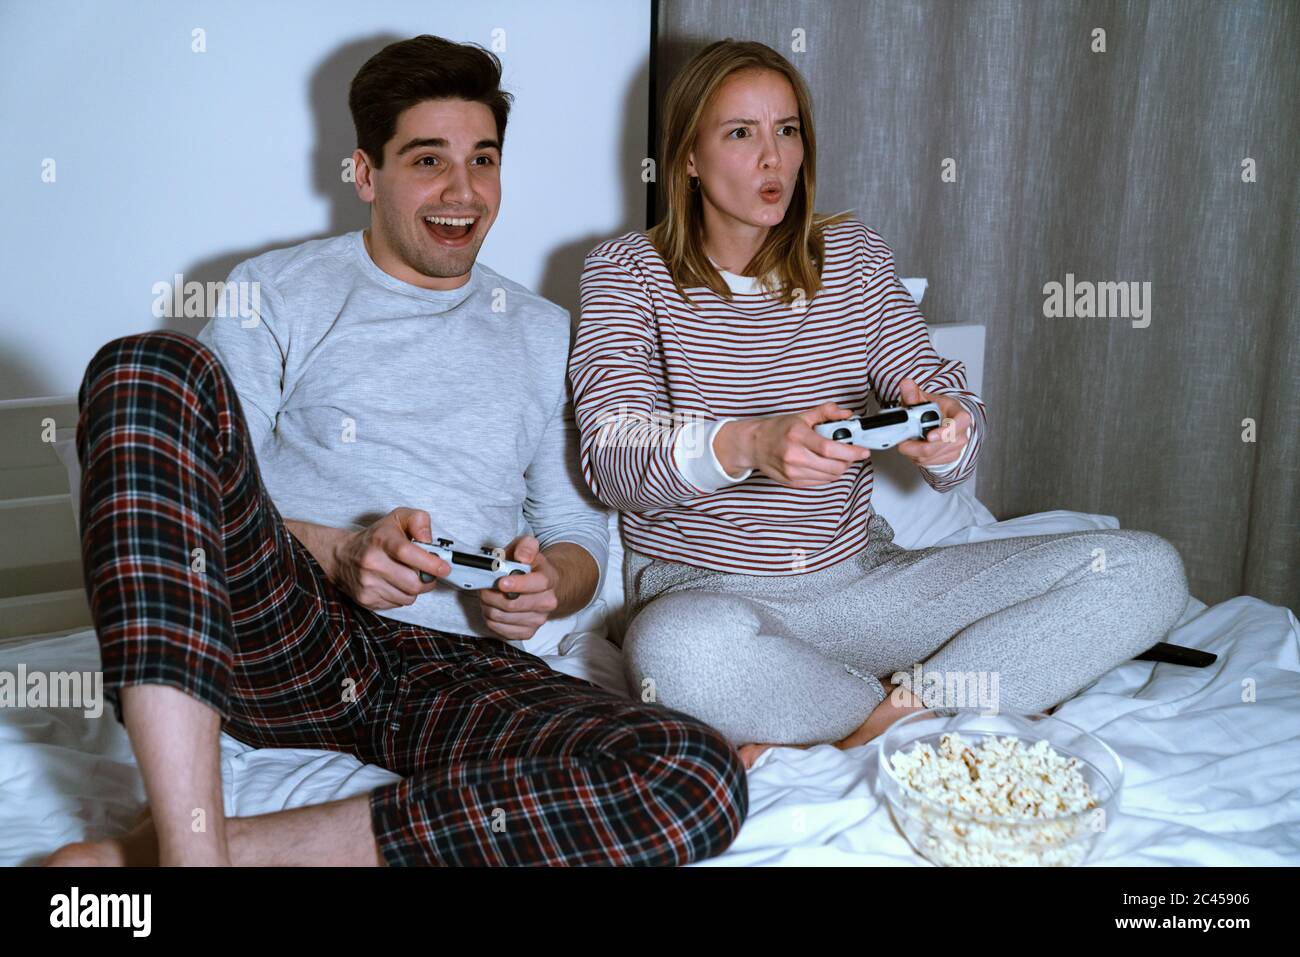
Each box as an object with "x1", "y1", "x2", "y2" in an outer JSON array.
[
  {"x1": 868, "y1": 279, "x2": 996, "y2": 548},
  {"x1": 899, "y1": 277, "x2": 928, "y2": 305},
  {"x1": 517, "y1": 510, "x2": 624, "y2": 657},
  {"x1": 868, "y1": 445, "x2": 995, "y2": 549}
]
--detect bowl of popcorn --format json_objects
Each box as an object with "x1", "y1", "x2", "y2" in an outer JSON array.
[{"x1": 876, "y1": 710, "x2": 1122, "y2": 866}]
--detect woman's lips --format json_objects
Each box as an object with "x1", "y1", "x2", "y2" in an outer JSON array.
[{"x1": 759, "y1": 185, "x2": 783, "y2": 204}]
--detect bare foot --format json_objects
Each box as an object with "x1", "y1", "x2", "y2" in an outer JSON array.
[
  {"x1": 737, "y1": 681, "x2": 930, "y2": 767},
  {"x1": 736, "y1": 741, "x2": 817, "y2": 769},
  {"x1": 834, "y1": 681, "x2": 928, "y2": 751},
  {"x1": 43, "y1": 810, "x2": 159, "y2": 867},
  {"x1": 737, "y1": 690, "x2": 1066, "y2": 768},
  {"x1": 737, "y1": 743, "x2": 776, "y2": 769}
]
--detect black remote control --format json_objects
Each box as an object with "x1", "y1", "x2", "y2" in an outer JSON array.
[{"x1": 1133, "y1": 641, "x2": 1217, "y2": 667}]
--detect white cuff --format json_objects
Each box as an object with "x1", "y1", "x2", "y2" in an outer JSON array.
[
  {"x1": 922, "y1": 424, "x2": 972, "y2": 474},
  {"x1": 673, "y1": 418, "x2": 753, "y2": 493}
]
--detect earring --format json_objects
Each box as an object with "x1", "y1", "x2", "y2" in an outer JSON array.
[{"x1": 687, "y1": 176, "x2": 700, "y2": 191}]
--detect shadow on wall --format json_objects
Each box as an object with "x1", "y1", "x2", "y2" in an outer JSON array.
[
  {"x1": 0, "y1": 35, "x2": 392, "y2": 398},
  {"x1": 164, "y1": 35, "x2": 650, "y2": 344},
  {"x1": 159, "y1": 33, "x2": 399, "y2": 339},
  {"x1": 537, "y1": 54, "x2": 649, "y2": 336}
]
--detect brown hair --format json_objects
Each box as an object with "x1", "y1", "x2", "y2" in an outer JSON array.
[
  {"x1": 649, "y1": 39, "x2": 853, "y2": 305},
  {"x1": 348, "y1": 35, "x2": 514, "y2": 169}
]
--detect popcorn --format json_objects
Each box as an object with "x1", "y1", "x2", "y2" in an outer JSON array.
[{"x1": 884, "y1": 732, "x2": 1102, "y2": 866}]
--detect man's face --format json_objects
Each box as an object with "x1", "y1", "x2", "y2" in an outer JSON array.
[{"x1": 355, "y1": 98, "x2": 502, "y2": 289}]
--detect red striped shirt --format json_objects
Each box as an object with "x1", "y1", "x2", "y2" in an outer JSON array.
[{"x1": 567, "y1": 219, "x2": 986, "y2": 574}]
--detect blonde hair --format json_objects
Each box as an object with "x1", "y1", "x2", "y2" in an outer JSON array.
[{"x1": 648, "y1": 39, "x2": 854, "y2": 306}]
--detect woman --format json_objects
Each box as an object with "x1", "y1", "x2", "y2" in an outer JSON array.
[{"x1": 567, "y1": 40, "x2": 1190, "y2": 768}]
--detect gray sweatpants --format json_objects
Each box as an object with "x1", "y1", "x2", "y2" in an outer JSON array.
[{"x1": 620, "y1": 511, "x2": 1191, "y2": 747}]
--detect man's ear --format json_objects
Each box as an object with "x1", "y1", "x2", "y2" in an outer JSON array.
[{"x1": 353, "y1": 148, "x2": 378, "y2": 202}]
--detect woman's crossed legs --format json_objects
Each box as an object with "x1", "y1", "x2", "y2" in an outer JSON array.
[{"x1": 623, "y1": 518, "x2": 1190, "y2": 763}]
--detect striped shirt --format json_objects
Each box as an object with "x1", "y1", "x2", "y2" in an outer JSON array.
[{"x1": 567, "y1": 219, "x2": 986, "y2": 575}]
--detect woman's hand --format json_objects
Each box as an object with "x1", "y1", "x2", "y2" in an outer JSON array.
[
  {"x1": 893, "y1": 378, "x2": 972, "y2": 470},
  {"x1": 331, "y1": 507, "x2": 450, "y2": 610},
  {"x1": 715, "y1": 402, "x2": 872, "y2": 489}
]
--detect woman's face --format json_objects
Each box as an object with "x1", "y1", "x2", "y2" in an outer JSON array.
[{"x1": 687, "y1": 68, "x2": 804, "y2": 233}]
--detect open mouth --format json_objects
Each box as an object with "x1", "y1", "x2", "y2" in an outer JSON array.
[
  {"x1": 759, "y1": 185, "x2": 782, "y2": 202},
  {"x1": 423, "y1": 214, "x2": 478, "y2": 246}
]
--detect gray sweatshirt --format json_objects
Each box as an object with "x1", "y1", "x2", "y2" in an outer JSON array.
[{"x1": 196, "y1": 230, "x2": 609, "y2": 638}]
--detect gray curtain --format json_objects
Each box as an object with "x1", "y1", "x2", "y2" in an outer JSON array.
[{"x1": 655, "y1": 0, "x2": 1299, "y2": 611}]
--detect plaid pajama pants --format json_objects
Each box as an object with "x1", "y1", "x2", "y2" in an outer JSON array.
[{"x1": 75, "y1": 331, "x2": 747, "y2": 866}]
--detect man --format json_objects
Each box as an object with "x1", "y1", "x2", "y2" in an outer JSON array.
[{"x1": 46, "y1": 34, "x2": 746, "y2": 867}]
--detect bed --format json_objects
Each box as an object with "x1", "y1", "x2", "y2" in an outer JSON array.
[{"x1": 3, "y1": 314, "x2": 1297, "y2": 867}]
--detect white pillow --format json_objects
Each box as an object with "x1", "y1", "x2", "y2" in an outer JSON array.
[
  {"x1": 870, "y1": 278, "x2": 995, "y2": 548},
  {"x1": 516, "y1": 510, "x2": 624, "y2": 657},
  {"x1": 868, "y1": 445, "x2": 995, "y2": 549}
]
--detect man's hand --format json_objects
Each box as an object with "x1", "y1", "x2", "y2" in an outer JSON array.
[
  {"x1": 478, "y1": 534, "x2": 560, "y2": 642},
  {"x1": 894, "y1": 377, "x2": 972, "y2": 470},
  {"x1": 332, "y1": 507, "x2": 450, "y2": 610}
]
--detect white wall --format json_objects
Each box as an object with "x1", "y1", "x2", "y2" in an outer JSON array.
[{"x1": 0, "y1": 0, "x2": 650, "y2": 399}]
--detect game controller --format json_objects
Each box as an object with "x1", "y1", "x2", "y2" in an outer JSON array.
[
  {"x1": 814, "y1": 402, "x2": 945, "y2": 450},
  {"x1": 411, "y1": 537, "x2": 531, "y2": 598}
]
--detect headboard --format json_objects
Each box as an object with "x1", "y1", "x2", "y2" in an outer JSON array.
[{"x1": 0, "y1": 395, "x2": 85, "y2": 643}]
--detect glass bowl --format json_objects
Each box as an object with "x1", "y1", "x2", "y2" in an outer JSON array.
[{"x1": 876, "y1": 709, "x2": 1123, "y2": 866}]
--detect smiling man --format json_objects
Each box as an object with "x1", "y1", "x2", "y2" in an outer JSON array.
[{"x1": 48, "y1": 35, "x2": 746, "y2": 867}]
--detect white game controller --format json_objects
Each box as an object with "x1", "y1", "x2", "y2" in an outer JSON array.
[
  {"x1": 411, "y1": 537, "x2": 531, "y2": 598},
  {"x1": 814, "y1": 402, "x2": 944, "y2": 450}
]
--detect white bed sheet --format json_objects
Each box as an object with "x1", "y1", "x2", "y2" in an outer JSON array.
[{"x1": 2, "y1": 509, "x2": 1297, "y2": 867}]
